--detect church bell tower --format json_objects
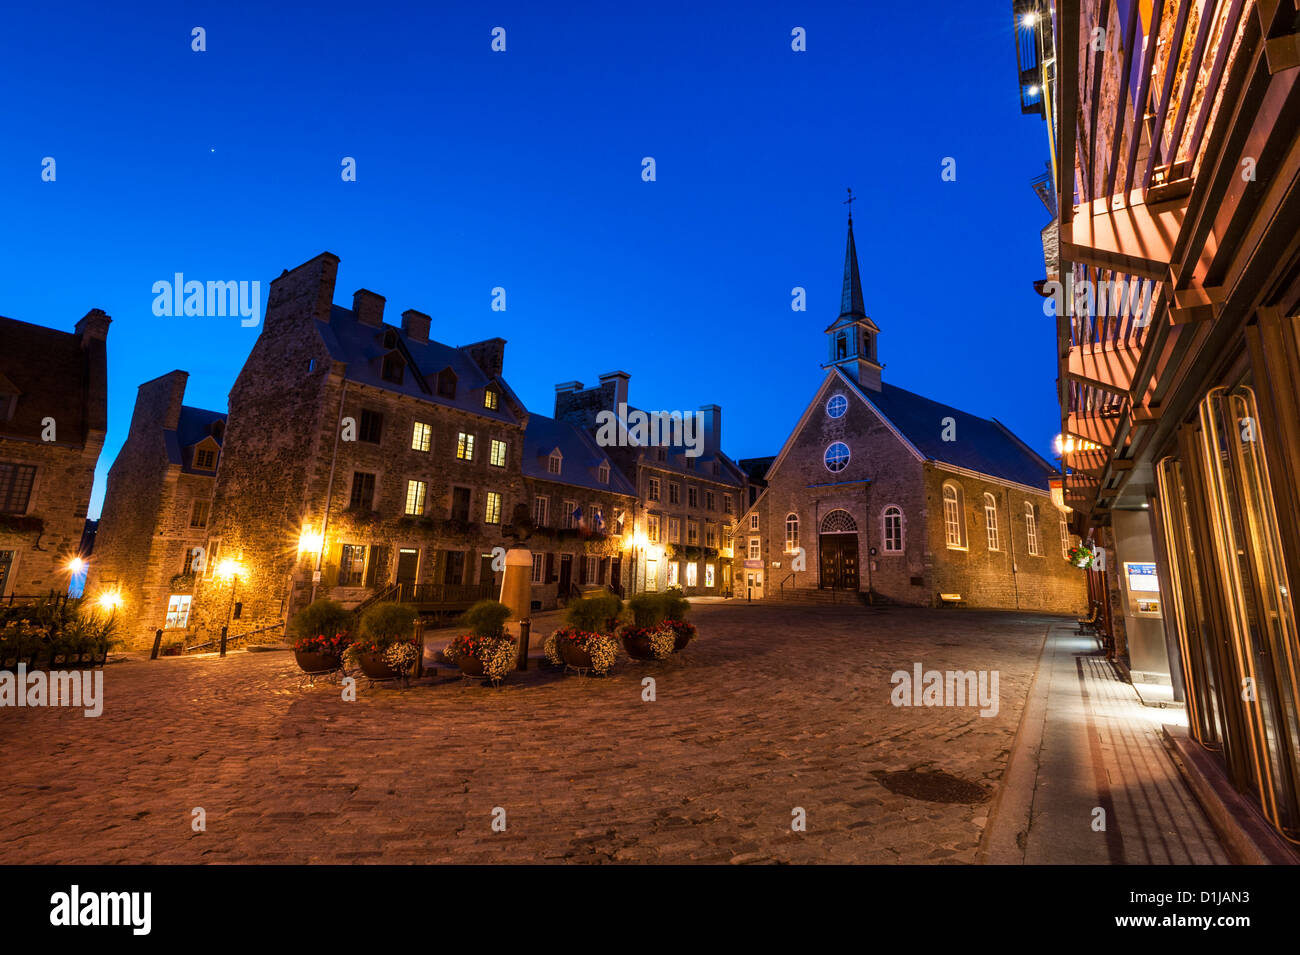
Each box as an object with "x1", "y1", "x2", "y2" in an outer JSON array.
[{"x1": 822, "y1": 203, "x2": 883, "y2": 392}]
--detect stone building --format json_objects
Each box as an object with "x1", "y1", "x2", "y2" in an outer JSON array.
[
  {"x1": 735, "y1": 219, "x2": 1087, "y2": 611},
  {"x1": 0, "y1": 310, "x2": 110, "y2": 600},
  {"x1": 90, "y1": 370, "x2": 225, "y2": 647},
  {"x1": 184, "y1": 252, "x2": 635, "y2": 639},
  {"x1": 521, "y1": 412, "x2": 638, "y2": 608},
  {"x1": 555, "y1": 373, "x2": 749, "y2": 597}
]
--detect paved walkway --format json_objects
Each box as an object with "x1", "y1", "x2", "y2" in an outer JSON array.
[{"x1": 983, "y1": 624, "x2": 1228, "y2": 864}]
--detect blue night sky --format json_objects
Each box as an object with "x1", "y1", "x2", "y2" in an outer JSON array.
[{"x1": 2, "y1": 1, "x2": 1055, "y2": 519}]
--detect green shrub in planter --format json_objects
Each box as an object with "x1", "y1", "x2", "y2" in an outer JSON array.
[
  {"x1": 459, "y1": 600, "x2": 513, "y2": 638},
  {"x1": 289, "y1": 598, "x2": 352, "y2": 639},
  {"x1": 565, "y1": 592, "x2": 622, "y2": 635},
  {"x1": 660, "y1": 588, "x2": 690, "y2": 622},
  {"x1": 360, "y1": 602, "x2": 418, "y2": 648}
]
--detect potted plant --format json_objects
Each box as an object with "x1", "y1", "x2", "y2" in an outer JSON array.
[
  {"x1": 553, "y1": 627, "x2": 619, "y2": 675},
  {"x1": 289, "y1": 599, "x2": 353, "y2": 674},
  {"x1": 1066, "y1": 544, "x2": 1095, "y2": 569},
  {"x1": 619, "y1": 623, "x2": 675, "y2": 660},
  {"x1": 444, "y1": 600, "x2": 516, "y2": 683},
  {"x1": 665, "y1": 619, "x2": 697, "y2": 652},
  {"x1": 347, "y1": 602, "x2": 419, "y2": 680}
]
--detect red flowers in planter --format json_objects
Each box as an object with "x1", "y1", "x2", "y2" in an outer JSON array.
[{"x1": 293, "y1": 632, "x2": 353, "y2": 655}]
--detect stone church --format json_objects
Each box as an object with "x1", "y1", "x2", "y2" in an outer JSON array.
[{"x1": 734, "y1": 219, "x2": 1087, "y2": 612}]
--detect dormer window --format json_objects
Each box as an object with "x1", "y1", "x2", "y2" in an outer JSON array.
[
  {"x1": 383, "y1": 328, "x2": 399, "y2": 350},
  {"x1": 381, "y1": 352, "x2": 405, "y2": 384},
  {"x1": 484, "y1": 388, "x2": 499, "y2": 411},
  {"x1": 436, "y1": 368, "x2": 457, "y2": 399},
  {"x1": 598, "y1": 462, "x2": 609, "y2": 484},
  {"x1": 194, "y1": 448, "x2": 216, "y2": 470},
  {"x1": 548, "y1": 451, "x2": 562, "y2": 475}
]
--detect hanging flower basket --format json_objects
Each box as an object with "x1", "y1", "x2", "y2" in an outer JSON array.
[{"x1": 1066, "y1": 545, "x2": 1095, "y2": 569}]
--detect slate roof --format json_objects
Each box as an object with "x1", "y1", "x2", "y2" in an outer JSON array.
[
  {"x1": 845, "y1": 374, "x2": 1058, "y2": 490},
  {"x1": 164, "y1": 405, "x2": 227, "y2": 474},
  {"x1": 738, "y1": 456, "x2": 775, "y2": 484},
  {"x1": 0, "y1": 315, "x2": 104, "y2": 445},
  {"x1": 318, "y1": 305, "x2": 522, "y2": 425},
  {"x1": 524, "y1": 413, "x2": 637, "y2": 496}
]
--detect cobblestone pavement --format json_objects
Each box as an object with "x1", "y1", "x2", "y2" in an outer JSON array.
[{"x1": 1, "y1": 604, "x2": 1061, "y2": 864}]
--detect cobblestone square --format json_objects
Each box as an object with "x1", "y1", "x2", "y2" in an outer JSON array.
[{"x1": 0, "y1": 604, "x2": 1059, "y2": 864}]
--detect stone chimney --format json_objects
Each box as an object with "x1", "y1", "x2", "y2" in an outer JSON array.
[
  {"x1": 402, "y1": 309, "x2": 430, "y2": 344},
  {"x1": 599, "y1": 370, "x2": 630, "y2": 411},
  {"x1": 75, "y1": 309, "x2": 111, "y2": 347},
  {"x1": 353, "y1": 289, "x2": 386, "y2": 327},
  {"x1": 265, "y1": 252, "x2": 339, "y2": 330},
  {"x1": 699, "y1": 404, "x2": 721, "y2": 454},
  {"x1": 463, "y1": 338, "x2": 506, "y2": 378}
]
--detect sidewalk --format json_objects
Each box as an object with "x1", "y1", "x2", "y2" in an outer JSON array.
[{"x1": 982, "y1": 623, "x2": 1228, "y2": 864}]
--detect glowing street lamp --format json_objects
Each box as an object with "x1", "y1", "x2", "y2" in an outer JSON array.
[{"x1": 297, "y1": 528, "x2": 324, "y2": 557}]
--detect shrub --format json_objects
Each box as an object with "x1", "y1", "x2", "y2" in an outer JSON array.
[
  {"x1": 565, "y1": 592, "x2": 623, "y2": 634},
  {"x1": 290, "y1": 599, "x2": 351, "y2": 639},
  {"x1": 360, "y1": 602, "x2": 418, "y2": 646},
  {"x1": 459, "y1": 600, "x2": 513, "y2": 638},
  {"x1": 661, "y1": 588, "x2": 690, "y2": 621}
]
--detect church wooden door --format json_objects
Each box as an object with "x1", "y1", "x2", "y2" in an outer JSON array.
[{"x1": 819, "y1": 535, "x2": 859, "y2": 590}]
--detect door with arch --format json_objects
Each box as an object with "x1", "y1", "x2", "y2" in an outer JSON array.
[{"x1": 818, "y1": 509, "x2": 859, "y2": 590}]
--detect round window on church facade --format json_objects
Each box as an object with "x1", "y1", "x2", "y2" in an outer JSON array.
[
  {"x1": 826, "y1": 394, "x2": 847, "y2": 418},
  {"x1": 824, "y1": 442, "x2": 850, "y2": 472}
]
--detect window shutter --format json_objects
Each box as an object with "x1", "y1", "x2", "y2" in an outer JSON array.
[
  {"x1": 366, "y1": 545, "x2": 389, "y2": 587},
  {"x1": 323, "y1": 542, "x2": 342, "y2": 588},
  {"x1": 545, "y1": 553, "x2": 555, "y2": 583}
]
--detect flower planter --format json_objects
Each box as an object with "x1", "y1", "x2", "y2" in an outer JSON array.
[
  {"x1": 622, "y1": 633, "x2": 656, "y2": 660},
  {"x1": 357, "y1": 652, "x2": 400, "y2": 680},
  {"x1": 672, "y1": 630, "x2": 693, "y2": 652},
  {"x1": 559, "y1": 639, "x2": 594, "y2": 669},
  {"x1": 294, "y1": 650, "x2": 343, "y2": 674},
  {"x1": 455, "y1": 654, "x2": 485, "y2": 677}
]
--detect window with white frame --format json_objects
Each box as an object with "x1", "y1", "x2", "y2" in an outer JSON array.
[
  {"x1": 1025, "y1": 502, "x2": 1040, "y2": 556},
  {"x1": 748, "y1": 537, "x2": 760, "y2": 559},
  {"x1": 882, "y1": 506, "x2": 903, "y2": 553},
  {"x1": 531, "y1": 553, "x2": 544, "y2": 584},
  {"x1": 533, "y1": 496, "x2": 549, "y2": 527},
  {"x1": 686, "y1": 521, "x2": 699, "y2": 545},
  {"x1": 943, "y1": 483, "x2": 966, "y2": 548},
  {"x1": 705, "y1": 524, "x2": 717, "y2": 547},
  {"x1": 598, "y1": 462, "x2": 609, "y2": 483},
  {"x1": 824, "y1": 441, "x2": 850, "y2": 473},
  {"x1": 750, "y1": 513, "x2": 759, "y2": 531},
  {"x1": 785, "y1": 513, "x2": 799, "y2": 553},
  {"x1": 411, "y1": 421, "x2": 432, "y2": 452},
  {"x1": 489, "y1": 439, "x2": 507, "y2": 467},
  {"x1": 647, "y1": 514, "x2": 661, "y2": 543},
  {"x1": 669, "y1": 483, "x2": 681, "y2": 505},
  {"x1": 165, "y1": 594, "x2": 192, "y2": 629},
  {"x1": 485, "y1": 491, "x2": 503, "y2": 524},
  {"x1": 984, "y1": 493, "x2": 1000, "y2": 551},
  {"x1": 562, "y1": 500, "x2": 577, "y2": 528},
  {"x1": 648, "y1": 476, "x2": 661, "y2": 501},
  {"x1": 585, "y1": 555, "x2": 598, "y2": 584},
  {"x1": 548, "y1": 451, "x2": 562, "y2": 475},
  {"x1": 667, "y1": 562, "x2": 679, "y2": 587},
  {"x1": 456, "y1": 432, "x2": 475, "y2": 461},
  {"x1": 687, "y1": 486, "x2": 698, "y2": 508},
  {"x1": 405, "y1": 479, "x2": 427, "y2": 516},
  {"x1": 668, "y1": 517, "x2": 681, "y2": 543},
  {"x1": 1060, "y1": 511, "x2": 1071, "y2": 558}
]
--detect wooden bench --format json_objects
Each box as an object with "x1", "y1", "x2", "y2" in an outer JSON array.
[
  {"x1": 938, "y1": 593, "x2": 963, "y2": 607},
  {"x1": 1076, "y1": 601, "x2": 1101, "y2": 635}
]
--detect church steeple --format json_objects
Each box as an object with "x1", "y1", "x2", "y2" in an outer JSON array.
[
  {"x1": 840, "y1": 217, "x2": 866, "y2": 319},
  {"x1": 823, "y1": 200, "x2": 883, "y2": 392}
]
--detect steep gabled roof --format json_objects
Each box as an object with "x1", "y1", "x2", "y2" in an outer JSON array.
[
  {"x1": 523, "y1": 413, "x2": 637, "y2": 496},
  {"x1": 165, "y1": 405, "x2": 228, "y2": 474},
  {"x1": 840, "y1": 372, "x2": 1057, "y2": 490},
  {"x1": 316, "y1": 305, "x2": 523, "y2": 425},
  {"x1": 0, "y1": 315, "x2": 102, "y2": 446}
]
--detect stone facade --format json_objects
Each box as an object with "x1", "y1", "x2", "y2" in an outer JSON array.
[
  {"x1": 0, "y1": 310, "x2": 108, "y2": 600},
  {"x1": 90, "y1": 371, "x2": 224, "y2": 648},
  {"x1": 554, "y1": 373, "x2": 748, "y2": 597}
]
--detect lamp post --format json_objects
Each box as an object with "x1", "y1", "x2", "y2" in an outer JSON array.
[{"x1": 216, "y1": 559, "x2": 246, "y2": 657}]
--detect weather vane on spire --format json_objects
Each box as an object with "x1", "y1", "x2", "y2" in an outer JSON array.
[{"x1": 844, "y1": 187, "x2": 856, "y2": 223}]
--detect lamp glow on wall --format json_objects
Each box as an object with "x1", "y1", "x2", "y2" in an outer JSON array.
[
  {"x1": 97, "y1": 590, "x2": 122, "y2": 613},
  {"x1": 298, "y1": 527, "x2": 324, "y2": 557},
  {"x1": 216, "y1": 558, "x2": 246, "y2": 581}
]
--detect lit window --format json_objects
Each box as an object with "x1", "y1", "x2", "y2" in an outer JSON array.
[
  {"x1": 984, "y1": 494, "x2": 1000, "y2": 551},
  {"x1": 189, "y1": 500, "x2": 210, "y2": 529},
  {"x1": 457, "y1": 432, "x2": 475, "y2": 461},
  {"x1": 943, "y1": 483, "x2": 966, "y2": 549},
  {"x1": 490, "y1": 439, "x2": 507, "y2": 468},
  {"x1": 825, "y1": 442, "x2": 850, "y2": 473},
  {"x1": 1025, "y1": 502, "x2": 1040, "y2": 556},
  {"x1": 667, "y1": 562, "x2": 680, "y2": 587},
  {"x1": 405, "y1": 480, "x2": 427, "y2": 516},
  {"x1": 165, "y1": 595, "x2": 192, "y2": 629},
  {"x1": 882, "y1": 506, "x2": 902, "y2": 553},
  {"x1": 705, "y1": 564, "x2": 715, "y2": 587},
  {"x1": 484, "y1": 389, "x2": 499, "y2": 410},
  {"x1": 785, "y1": 513, "x2": 799, "y2": 553},
  {"x1": 748, "y1": 537, "x2": 760, "y2": 559},
  {"x1": 826, "y1": 394, "x2": 847, "y2": 418},
  {"x1": 485, "y1": 491, "x2": 503, "y2": 524},
  {"x1": 685, "y1": 563, "x2": 698, "y2": 587},
  {"x1": 412, "y1": 421, "x2": 432, "y2": 452},
  {"x1": 647, "y1": 514, "x2": 660, "y2": 543}
]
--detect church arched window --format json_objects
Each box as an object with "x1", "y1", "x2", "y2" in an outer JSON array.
[
  {"x1": 943, "y1": 483, "x2": 967, "y2": 549},
  {"x1": 882, "y1": 506, "x2": 903, "y2": 553},
  {"x1": 826, "y1": 394, "x2": 847, "y2": 419},
  {"x1": 824, "y1": 442, "x2": 850, "y2": 473},
  {"x1": 984, "y1": 493, "x2": 1000, "y2": 551},
  {"x1": 1025, "y1": 502, "x2": 1041, "y2": 556},
  {"x1": 785, "y1": 513, "x2": 799, "y2": 553}
]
